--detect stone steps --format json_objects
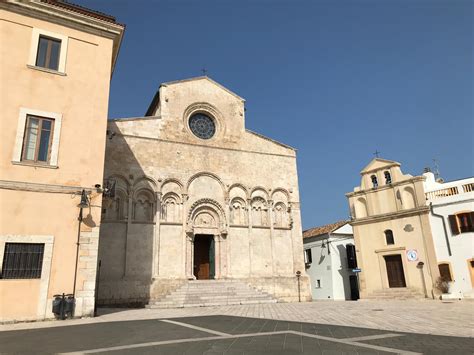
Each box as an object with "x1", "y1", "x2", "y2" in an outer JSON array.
[
  {"x1": 147, "y1": 279, "x2": 277, "y2": 309},
  {"x1": 363, "y1": 288, "x2": 426, "y2": 300}
]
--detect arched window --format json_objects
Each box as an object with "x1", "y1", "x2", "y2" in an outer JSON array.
[
  {"x1": 371, "y1": 175, "x2": 378, "y2": 188},
  {"x1": 384, "y1": 171, "x2": 392, "y2": 184},
  {"x1": 384, "y1": 230, "x2": 394, "y2": 245}
]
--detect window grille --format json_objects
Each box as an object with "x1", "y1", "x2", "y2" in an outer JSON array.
[{"x1": 1, "y1": 243, "x2": 44, "y2": 279}]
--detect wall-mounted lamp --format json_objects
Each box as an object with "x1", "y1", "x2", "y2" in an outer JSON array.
[{"x1": 78, "y1": 189, "x2": 89, "y2": 209}]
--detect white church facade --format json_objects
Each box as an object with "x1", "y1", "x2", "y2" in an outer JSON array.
[{"x1": 97, "y1": 77, "x2": 310, "y2": 306}]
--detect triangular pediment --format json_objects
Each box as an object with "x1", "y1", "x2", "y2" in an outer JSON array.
[
  {"x1": 360, "y1": 158, "x2": 400, "y2": 174},
  {"x1": 161, "y1": 76, "x2": 245, "y2": 102}
]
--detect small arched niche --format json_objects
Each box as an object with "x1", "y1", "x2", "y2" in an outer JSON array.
[{"x1": 355, "y1": 197, "x2": 368, "y2": 218}]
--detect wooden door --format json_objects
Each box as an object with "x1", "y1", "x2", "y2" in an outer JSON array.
[
  {"x1": 384, "y1": 254, "x2": 406, "y2": 288},
  {"x1": 194, "y1": 235, "x2": 211, "y2": 280}
]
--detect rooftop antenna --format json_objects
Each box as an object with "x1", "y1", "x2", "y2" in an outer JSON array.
[{"x1": 433, "y1": 158, "x2": 443, "y2": 182}]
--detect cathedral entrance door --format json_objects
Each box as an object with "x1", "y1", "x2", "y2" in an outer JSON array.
[{"x1": 194, "y1": 235, "x2": 215, "y2": 280}]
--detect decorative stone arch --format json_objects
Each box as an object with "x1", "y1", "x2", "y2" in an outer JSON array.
[
  {"x1": 250, "y1": 186, "x2": 269, "y2": 200},
  {"x1": 185, "y1": 198, "x2": 229, "y2": 280},
  {"x1": 230, "y1": 196, "x2": 248, "y2": 226},
  {"x1": 187, "y1": 172, "x2": 226, "y2": 193},
  {"x1": 251, "y1": 196, "x2": 269, "y2": 227},
  {"x1": 273, "y1": 201, "x2": 289, "y2": 228},
  {"x1": 103, "y1": 187, "x2": 128, "y2": 221},
  {"x1": 133, "y1": 175, "x2": 158, "y2": 191},
  {"x1": 228, "y1": 183, "x2": 249, "y2": 200},
  {"x1": 355, "y1": 197, "x2": 368, "y2": 218},
  {"x1": 161, "y1": 191, "x2": 182, "y2": 223},
  {"x1": 132, "y1": 188, "x2": 156, "y2": 222},
  {"x1": 161, "y1": 178, "x2": 184, "y2": 194},
  {"x1": 402, "y1": 186, "x2": 416, "y2": 209},
  {"x1": 186, "y1": 198, "x2": 227, "y2": 234},
  {"x1": 271, "y1": 187, "x2": 290, "y2": 202},
  {"x1": 106, "y1": 173, "x2": 131, "y2": 190}
]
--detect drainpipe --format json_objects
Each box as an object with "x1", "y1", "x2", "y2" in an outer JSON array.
[{"x1": 430, "y1": 202, "x2": 452, "y2": 257}]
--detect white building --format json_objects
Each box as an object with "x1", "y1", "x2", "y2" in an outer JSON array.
[
  {"x1": 423, "y1": 172, "x2": 474, "y2": 299},
  {"x1": 303, "y1": 221, "x2": 359, "y2": 300}
]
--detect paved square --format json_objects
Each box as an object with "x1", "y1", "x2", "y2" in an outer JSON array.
[{"x1": 1, "y1": 314, "x2": 473, "y2": 354}]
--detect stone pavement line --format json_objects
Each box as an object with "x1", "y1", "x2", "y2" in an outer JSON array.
[
  {"x1": 343, "y1": 333, "x2": 405, "y2": 342},
  {"x1": 60, "y1": 319, "x2": 422, "y2": 355},
  {"x1": 160, "y1": 319, "x2": 231, "y2": 336}
]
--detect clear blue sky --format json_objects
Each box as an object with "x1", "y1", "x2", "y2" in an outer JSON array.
[{"x1": 78, "y1": 0, "x2": 472, "y2": 230}]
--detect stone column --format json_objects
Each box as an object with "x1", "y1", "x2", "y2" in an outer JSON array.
[
  {"x1": 124, "y1": 189, "x2": 133, "y2": 278},
  {"x1": 152, "y1": 192, "x2": 161, "y2": 279},
  {"x1": 268, "y1": 199, "x2": 276, "y2": 276},
  {"x1": 247, "y1": 198, "x2": 252, "y2": 278}
]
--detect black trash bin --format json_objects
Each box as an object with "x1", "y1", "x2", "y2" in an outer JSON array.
[{"x1": 52, "y1": 293, "x2": 75, "y2": 320}]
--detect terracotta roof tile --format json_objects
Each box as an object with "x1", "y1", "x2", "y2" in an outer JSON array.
[
  {"x1": 303, "y1": 220, "x2": 348, "y2": 239},
  {"x1": 40, "y1": 0, "x2": 124, "y2": 25}
]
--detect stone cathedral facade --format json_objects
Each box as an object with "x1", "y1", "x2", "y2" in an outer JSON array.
[{"x1": 97, "y1": 77, "x2": 310, "y2": 305}]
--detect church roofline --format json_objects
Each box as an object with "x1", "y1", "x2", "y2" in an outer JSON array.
[
  {"x1": 246, "y1": 129, "x2": 296, "y2": 151},
  {"x1": 161, "y1": 76, "x2": 246, "y2": 102},
  {"x1": 109, "y1": 115, "x2": 160, "y2": 122},
  {"x1": 145, "y1": 76, "x2": 245, "y2": 116},
  {"x1": 360, "y1": 157, "x2": 400, "y2": 174}
]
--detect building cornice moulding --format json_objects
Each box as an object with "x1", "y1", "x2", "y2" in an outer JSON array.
[
  {"x1": 349, "y1": 206, "x2": 430, "y2": 226},
  {"x1": 346, "y1": 176, "x2": 426, "y2": 198},
  {"x1": 0, "y1": 179, "x2": 94, "y2": 194}
]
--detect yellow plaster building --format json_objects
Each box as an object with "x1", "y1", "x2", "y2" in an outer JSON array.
[
  {"x1": 346, "y1": 158, "x2": 440, "y2": 299},
  {"x1": 0, "y1": 0, "x2": 124, "y2": 321}
]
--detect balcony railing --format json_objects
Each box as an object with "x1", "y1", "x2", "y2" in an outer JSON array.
[
  {"x1": 426, "y1": 183, "x2": 474, "y2": 200},
  {"x1": 463, "y1": 183, "x2": 474, "y2": 193}
]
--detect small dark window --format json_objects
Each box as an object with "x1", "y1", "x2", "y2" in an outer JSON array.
[
  {"x1": 36, "y1": 36, "x2": 61, "y2": 71},
  {"x1": 1, "y1": 243, "x2": 44, "y2": 279},
  {"x1": 438, "y1": 263, "x2": 452, "y2": 282},
  {"x1": 21, "y1": 115, "x2": 54, "y2": 163},
  {"x1": 371, "y1": 175, "x2": 378, "y2": 188},
  {"x1": 304, "y1": 249, "x2": 312, "y2": 264},
  {"x1": 384, "y1": 171, "x2": 392, "y2": 184},
  {"x1": 385, "y1": 230, "x2": 395, "y2": 245}
]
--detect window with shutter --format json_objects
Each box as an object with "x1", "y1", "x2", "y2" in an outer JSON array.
[
  {"x1": 456, "y1": 212, "x2": 474, "y2": 233},
  {"x1": 448, "y1": 215, "x2": 460, "y2": 235}
]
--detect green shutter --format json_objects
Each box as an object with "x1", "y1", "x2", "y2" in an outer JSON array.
[{"x1": 209, "y1": 238, "x2": 215, "y2": 279}]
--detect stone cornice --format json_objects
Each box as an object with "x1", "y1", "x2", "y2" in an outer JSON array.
[
  {"x1": 0, "y1": 179, "x2": 94, "y2": 194},
  {"x1": 346, "y1": 176, "x2": 426, "y2": 198},
  {"x1": 349, "y1": 206, "x2": 430, "y2": 226},
  {"x1": 115, "y1": 133, "x2": 297, "y2": 159}
]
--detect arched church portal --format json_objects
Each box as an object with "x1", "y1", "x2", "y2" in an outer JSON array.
[{"x1": 186, "y1": 199, "x2": 228, "y2": 280}]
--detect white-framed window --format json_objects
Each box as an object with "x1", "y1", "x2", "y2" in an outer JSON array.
[
  {"x1": 28, "y1": 28, "x2": 68, "y2": 74},
  {"x1": 12, "y1": 108, "x2": 62, "y2": 167},
  {"x1": 315, "y1": 279, "x2": 321, "y2": 288},
  {"x1": 304, "y1": 248, "x2": 312, "y2": 264}
]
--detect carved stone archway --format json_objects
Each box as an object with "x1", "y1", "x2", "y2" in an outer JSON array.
[{"x1": 185, "y1": 199, "x2": 228, "y2": 280}]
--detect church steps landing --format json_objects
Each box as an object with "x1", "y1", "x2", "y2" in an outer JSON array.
[
  {"x1": 363, "y1": 288, "x2": 426, "y2": 300},
  {"x1": 147, "y1": 280, "x2": 277, "y2": 308}
]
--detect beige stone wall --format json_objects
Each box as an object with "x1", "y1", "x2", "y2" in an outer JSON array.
[
  {"x1": 98, "y1": 78, "x2": 310, "y2": 304},
  {"x1": 0, "y1": 3, "x2": 122, "y2": 321},
  {"x1": 347, "y1": 159, "x2": 440, "y2": 299}
]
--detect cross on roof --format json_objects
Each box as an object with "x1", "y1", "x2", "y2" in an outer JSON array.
[
  {"x1": 201, "y1": 68, "x2": 208, "y2": 76},
  {"x1": 373, "y1": 150, "x2": 381, "y2": 158}
]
